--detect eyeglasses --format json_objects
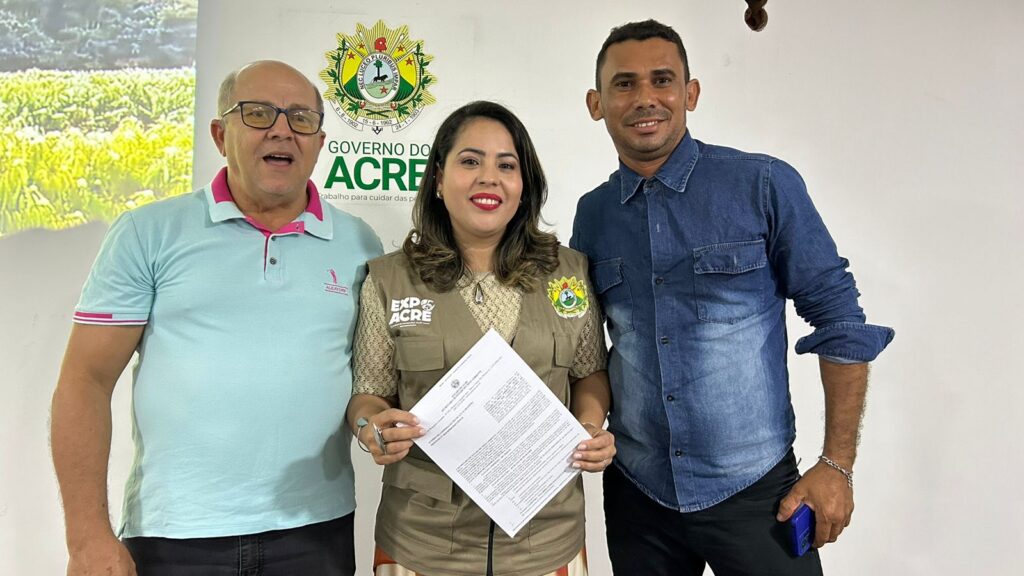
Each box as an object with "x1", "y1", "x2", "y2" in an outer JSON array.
[{"x1": 221, "y1": 101, "x2": 324, "y2": 135}]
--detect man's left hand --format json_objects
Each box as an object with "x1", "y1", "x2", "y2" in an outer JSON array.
[{"x1": 776, "y1": 461, "x2": 854, "y2": 548}]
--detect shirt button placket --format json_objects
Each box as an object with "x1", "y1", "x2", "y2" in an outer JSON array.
[
  {"x1": 266, "y1": 235, "x2": 282, "y2": 282},
  {"x1": 666, "y1": 395, "x2": 680, "y2": 457},
  {"x1": 647, "y1": 179, "x2": 685, "y2": 465}
]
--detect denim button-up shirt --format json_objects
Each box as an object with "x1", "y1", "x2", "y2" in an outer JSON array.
[{"x1": 570, "y1": 132, "x2": 894, "y2": 511}]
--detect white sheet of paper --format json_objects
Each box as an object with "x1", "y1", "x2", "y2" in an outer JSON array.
[{"x1": 409, "y1": 328, "x2": 591, "y2": 538}]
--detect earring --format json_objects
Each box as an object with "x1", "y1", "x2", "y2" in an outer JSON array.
[{"x1": 436, "y1": 189, "x2": 443, "y2": 199}]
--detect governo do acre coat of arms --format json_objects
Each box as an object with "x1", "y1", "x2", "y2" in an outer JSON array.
[{"x1": 321, "y1": 21, "x2": 437, "y2": 134}]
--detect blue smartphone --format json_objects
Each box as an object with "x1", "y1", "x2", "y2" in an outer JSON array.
[{"x1": 788, "y1": 504, "x2": 815, "y2": 557}]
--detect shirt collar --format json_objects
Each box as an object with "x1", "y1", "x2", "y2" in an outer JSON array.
[
  {"x1": 204, "y1": 167, "x2": 333, "y2": 239},
  {"x1": 619, "y1": 130, "x2": 700, "y2": 204}
]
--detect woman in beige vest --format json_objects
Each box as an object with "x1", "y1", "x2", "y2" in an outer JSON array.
[{"x1": 347, "y1": 101, "x2": 615, "y2": 576}]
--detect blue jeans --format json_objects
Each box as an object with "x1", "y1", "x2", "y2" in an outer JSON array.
[
  {"x1": 604, "y1": 452, "x2": 823, "y2": 576},
  {"x1": 123, "y1": 514, "x2": 355, "y2": 576}
]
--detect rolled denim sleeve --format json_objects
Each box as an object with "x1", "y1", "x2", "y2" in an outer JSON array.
[{"x1": 764, "y1": 159, "x2": 894, "y2": 362}]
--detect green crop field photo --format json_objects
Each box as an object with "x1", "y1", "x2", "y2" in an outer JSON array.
[
  {"x1": 0, "y1": 0, "x2": 197, "y2": 237},
  {"x1": 0, "y1": 68, "x2": 194, "y2": 235}
]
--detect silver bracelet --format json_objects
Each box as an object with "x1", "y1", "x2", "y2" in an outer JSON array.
[
  {"x1": 354, "y1": 417, "x2": 372, "y2": 453},
  {"x1": 818, "y1": 455, "x2": 854, "y2": 488}
]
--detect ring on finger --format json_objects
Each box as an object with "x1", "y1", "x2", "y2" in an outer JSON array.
[{"x1": 372, "y1": 422, "x2": 388, "y2": 455}]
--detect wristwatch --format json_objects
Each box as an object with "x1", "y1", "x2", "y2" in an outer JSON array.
[{"x1": 355, "y1": 417, "x2": 372, "y2": 453}]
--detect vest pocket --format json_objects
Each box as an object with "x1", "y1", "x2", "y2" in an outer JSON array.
[
  {"x1": 394, "y1": 336, "x2": 445, "y2": 371},
  {"x1": 382, "y1": 457, "x2": 454, "y2": 502},
  {"x1": 692, "y1": 239, "x2": 770, "y2": 324},
  {"x1": 378, "y1": 458, "x2": 457, "y2": 553}
]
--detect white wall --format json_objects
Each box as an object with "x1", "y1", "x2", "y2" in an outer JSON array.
[{"x1": 3, "y1": 1, "x2": 1022, "y2": 574}]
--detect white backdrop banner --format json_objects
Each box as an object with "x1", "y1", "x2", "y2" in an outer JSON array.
[{"x1": 280, "y1": 14, "x2": 474, "y2": 246}]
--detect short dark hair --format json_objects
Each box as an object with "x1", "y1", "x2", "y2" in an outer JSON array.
[
  {"x1": 594, "y1": 19, "x2": 690, "y2": 88},
  {"x1": 404, "y1": 101, "x2": 558, "y2": 293}
]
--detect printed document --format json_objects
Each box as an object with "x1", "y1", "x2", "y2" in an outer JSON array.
[{"x1": 409, "y1": 328, "x2": 590, "y2": 537}]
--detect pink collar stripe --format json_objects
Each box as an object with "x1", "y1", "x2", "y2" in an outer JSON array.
[{"x1": 210, "y1": 167, "x2": 324, "y2": 221}]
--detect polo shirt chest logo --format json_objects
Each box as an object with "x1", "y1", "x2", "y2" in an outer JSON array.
[
  {"x1": 324, "y1": 268, "x2": 350, "y2": 295},
  {"x1": 389, "y1": 296, "x2": 435, "y2": 327},
  {"x1": 547, "y1": 276, "x2": 589, "y2": 319}
]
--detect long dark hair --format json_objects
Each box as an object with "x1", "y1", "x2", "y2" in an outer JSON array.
[{"x1": 403, "y1": 101, "x2": 558, "y2": 293}]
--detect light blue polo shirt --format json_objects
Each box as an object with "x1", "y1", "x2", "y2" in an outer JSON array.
[{"x1": 75, "y1": 168, "x2": 383, "y2": 538}]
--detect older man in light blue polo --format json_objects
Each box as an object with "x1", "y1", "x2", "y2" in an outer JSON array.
[{"x1": 50, "y1": 60, "x2": 381, "y2": 576}]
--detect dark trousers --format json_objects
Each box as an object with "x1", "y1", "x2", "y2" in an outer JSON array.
[
  {"x1": 123, "y1": 514, "x2": 355, "y2": 576},
  {"x1": 604, "y1": 452, "x2": 824, "y2": 576}
]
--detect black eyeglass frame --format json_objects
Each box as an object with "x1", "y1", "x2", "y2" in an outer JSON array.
[{"x1": 220, "y1": 101, "x2": 324, "y2": 135}]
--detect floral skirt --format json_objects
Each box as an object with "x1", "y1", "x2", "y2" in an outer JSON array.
[{"x1": 372, "y1": 545, "x2": 588, "y2": 576}]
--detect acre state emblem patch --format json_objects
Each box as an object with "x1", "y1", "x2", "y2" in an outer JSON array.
[
  {"x1": 321, "y1": 20, "x2": 437, "y2": 134},
  {"x1": 548, "y1": 276, "x2": 590, "y2": 319}
]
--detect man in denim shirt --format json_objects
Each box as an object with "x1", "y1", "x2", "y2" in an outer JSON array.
[{"x1": 570, "y1": 20, "x2": 893, "y2": 575}]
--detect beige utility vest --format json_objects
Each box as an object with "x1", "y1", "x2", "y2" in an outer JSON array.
[{"x1": 368, "y1": 246, "x2": 593, "y2": 576}]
